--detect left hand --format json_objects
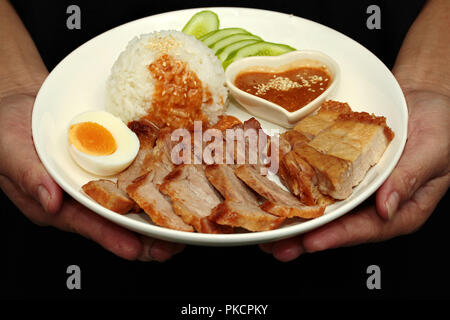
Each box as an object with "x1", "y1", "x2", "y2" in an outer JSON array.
[
  {"x1": 259, "y1": 90, "x2": 450, "y2": 262},
  {"x1": 0, "y1": 93, "x2": 184, "y2": 262}
]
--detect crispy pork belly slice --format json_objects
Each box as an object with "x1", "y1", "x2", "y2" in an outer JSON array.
[
  {"x1": 278, "y1": 134, "x2": 292, "y2": 158},
  {"x1": 117, "y1": 120, "x2": 159, "y2": 193},
  {"x1": 160, "y1": 165, "x2": 231, "y2": 233},
  {"x1": 278, "y1": 132, "x2": 335, "y2": 206},
  {"x1": 295, "y1": 143, "x2": 353, "y2": 199},
  {"x1": 205, "y1": 164, "x2": 259, "y2": 205},
  {"x1": 278, "y1": 151, "x2": 317, "y2": 206},
  {"x1": 82, "y1": 179, "x2": 135, "y2": 214},
  {"x1": 126, "y1": 173, "x2": 194, "y2": 232},
  {"x1": 234, "y1": 165, "x2": 324, "y2": 219},
  {"x1": 281, "y1": 130, "x2": 310, "y2": 151},
  {"x1": 278, "y1": 130, "x2": 310, "y2": 163},
  {"x1": 294, "y1": 100, "x2": 352, "y2": 139},
  {"x1": 307, "y1": 111, "x2": 394, "y2": 194},
  {"x1": 260, "y1": 201, "x2": 324, "y2": 219},
  {"x1": 209, "y1": 201, "x2": 285, "y2": 232}
]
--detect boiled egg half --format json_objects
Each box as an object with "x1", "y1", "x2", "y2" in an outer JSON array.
[{"x1": 68, "y1": 111, "x2": 139, "y2": 176}]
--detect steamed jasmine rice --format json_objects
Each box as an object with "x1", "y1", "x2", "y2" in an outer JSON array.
[{"x1": 106, "y1": 30, "x2": 228, "y2": 129}]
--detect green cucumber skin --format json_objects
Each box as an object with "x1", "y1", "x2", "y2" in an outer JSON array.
[
  {"x1": 182, "y1": 10, "x2": 219, "y2": 39},
  {"x1": 199, "y1": 29, "x2": 217, "y2": 41},
  {"x1": 223, "y1": 42, "x2": 296, "y2": 68},
  {"x1": 210, "y1": 33, "x2": 262, "y2": 53},
  {"x1": 201, "y1": 28, "x2": 250, "y2": 47},
  {"x1": 217, "y1": 39, "x2": 262, "y2": 62}
]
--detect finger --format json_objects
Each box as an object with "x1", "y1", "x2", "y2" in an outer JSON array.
[
  {"x1": 258, "y1": 242, "x2": 274, "y2": 254},
  {"x1": 267, "y1": 170, "x2": 449, "y2": 261},
  {"x1": 303, "y1": 175, "x2": 448, "y2": 253},
  {"x1": 149, "y1": 240, "x2": 185, "y2": 262},
  {"x1": 377, "y1": 137, "x2": 444, "y2": 221},
  {"x1": 14, "y1": 161, "x2": 63, "y2": 214},
  {"x1": 0, "y1": 175, "x2": 52, "y2": 226},
  {"x1": 271, "y1": 236, "x2": 304, "y2": 262},
  {"x1": 1, "y1": 175, "x2": 180, "y2": 262},
  {"x1": 56, "y1": 200, "x2": 187, "y2": 262},
  {"x1": 301, "y1": 207, "x2": 386, "y2": 253},
  {"x1": 52, "y1": 199, "x2": 144, "y2": 261}
]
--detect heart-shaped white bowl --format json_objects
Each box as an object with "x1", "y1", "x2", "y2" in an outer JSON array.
[{"x1": 225, "y1": 50, "x2": 340, "y2": 128}]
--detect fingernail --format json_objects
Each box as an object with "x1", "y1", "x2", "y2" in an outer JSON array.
[
  {"x1": 38, "y1": 185, "x2": 50, "y2": 213},
  {"x1": 386, "y1": 191, "x2": 399, "y2": 220},
  {"x1": 136, "y1": 237, "x2": 155, "y2": 262},
  {"x1": 138, "y1": 250, "x2": 154, "y2": 262},
  {"x1": 142, "y1": 245, "x2": 155, "y2": 262}
]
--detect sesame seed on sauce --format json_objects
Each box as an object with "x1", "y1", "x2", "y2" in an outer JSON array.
[{"x1": 234, "y1": 66, "x2": 331, "y2": 112}]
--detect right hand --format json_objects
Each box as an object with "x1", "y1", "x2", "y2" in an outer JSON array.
[
  {"x1": 259, "y1": 90, "x2": 450, "y2": 262},
  {"x1": 0, "y1": 93, "x2": 185, "y2": 262}
]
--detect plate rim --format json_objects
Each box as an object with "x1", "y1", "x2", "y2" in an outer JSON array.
[{"x1": 31, "y1": 6, "x2": 408, "y2": 246}]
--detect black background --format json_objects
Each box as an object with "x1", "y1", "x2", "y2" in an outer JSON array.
[{"x1": 2, "y1": 0, "x2": 449, "y2": 305}]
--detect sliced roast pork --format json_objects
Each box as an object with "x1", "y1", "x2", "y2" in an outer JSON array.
[
  {"x1": 126, "y1": 172, "x2": 194, "y2": 232},
  {"x1": 209, "y1": 201, "x2": 285, "y2": 232},
  {"x1": 160, "y1": 164, "x2": 231, "y2": 233},
  {"x1": 204, "y1": 164, "x2": 284, "y2": 232},
  {"x1": 205, "y1": 164, "x2": 259, "y2": 205},
  {"x1": 117, "y1": 119, "x2": 159, "y2": 193},
  {"x1": 234, "y1": 165, "x2": 324, "y2": 219},
  {"x1": 82, "y1": 179, "x2": 136, "y2": 214}
]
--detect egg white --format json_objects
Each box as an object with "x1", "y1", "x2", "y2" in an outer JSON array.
[{"x1": 68, "y1": 111, "x2": 140, "y2": 176}]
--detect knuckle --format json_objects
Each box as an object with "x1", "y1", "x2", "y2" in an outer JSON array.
[
  {"x1": 357, "y1": 209, "x2": 385, "y2": 243},
  {"x1": 395, "y1": 167, "x2": 417, "y2": 199},
  {"x1": 19, "y1": 165, "x2": 37, "y2": 195},
  {"x1": 366, "y1": 220, "x2": 384, "y2": 243}
]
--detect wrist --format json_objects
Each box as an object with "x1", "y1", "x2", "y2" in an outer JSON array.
[
  {"x1": 393, "y1": 63, "x2": 450, "y2": 99},
  {"x1": 0, "y1": 71, "x2": 47, "y2": 101}
]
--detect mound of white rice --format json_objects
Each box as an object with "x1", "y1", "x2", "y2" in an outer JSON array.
[{"x1": 105, "y1": 30, "x2": 228, "y2": 126}]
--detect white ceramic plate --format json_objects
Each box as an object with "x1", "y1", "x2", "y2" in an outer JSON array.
[{"x1": 32, "y1": 7, "x2": 408, "y2": 246}]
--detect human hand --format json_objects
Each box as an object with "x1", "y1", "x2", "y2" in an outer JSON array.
[
  {"x1": 0, "y1": 93, "x2": 185, "y2": 262},
  {"x1": 259, "y1": 90, "x2": 450, "y2": 262}
]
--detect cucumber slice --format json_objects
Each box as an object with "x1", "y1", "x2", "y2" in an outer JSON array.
[
  {"x1": 223, "y1": 41, "x2": 296, "y2": 68},
  {"x1": 201, "y1": 28, "x2": 250, "y2": 47},
  {"x1": 199, "y1": 29, "x2": 217, "y2": 41},
  {"x1": 210, "y1": 33, "x2": 262, "y2": 53},
  {"x1": 217, "y1": 39, "x2": 262, "y2": 62},
  {"x1": 182, "y1": 10, "x2": 219, "y2": 39}
]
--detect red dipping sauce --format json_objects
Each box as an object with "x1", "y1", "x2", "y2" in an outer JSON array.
[{"x1": 234, "y1": 65, "x2": 331, "y2": 112}]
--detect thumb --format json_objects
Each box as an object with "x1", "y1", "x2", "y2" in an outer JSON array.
[
  {"x1": 0, "y1": 94, "x2": 63, "y2": 214},
  {"x1": 14, "y1": 160, "x2": 63, "y2": 214},
  {"x1": 376, "y1": 132, "x2": 444, "y2": 220}
]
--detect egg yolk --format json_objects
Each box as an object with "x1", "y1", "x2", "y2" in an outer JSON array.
[{"x1": 69, "y1": 122, "x2": 117, "y2": 156}]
